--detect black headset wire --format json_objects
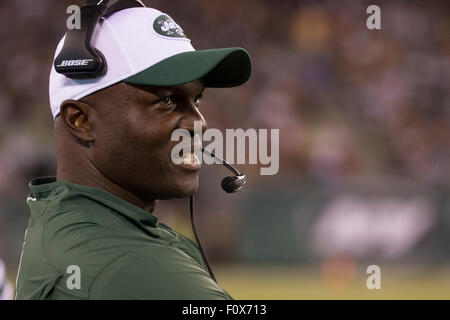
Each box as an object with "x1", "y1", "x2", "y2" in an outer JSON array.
[
  {"x1": 190, "y1": 195, "x2": 217, "y2": 283},
  {"x1": 190, "y1": 149, "x2": 245, "y2": 283}
]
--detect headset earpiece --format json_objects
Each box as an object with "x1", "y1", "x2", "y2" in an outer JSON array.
[
  {"x1": 54, "y1": 0, "x2": 145, "y2": 79},
  {"x1": 92, "y1": 48, "x2": 108, "y2": 76}
]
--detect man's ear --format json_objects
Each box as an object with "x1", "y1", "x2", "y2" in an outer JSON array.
[{"x1": 59, "y1": 99, "x2": 95, "y2": 147}]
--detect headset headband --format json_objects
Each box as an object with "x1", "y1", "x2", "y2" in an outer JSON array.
[{"x1": 54, "y1": 0, "x2": 145, "y2": 79}]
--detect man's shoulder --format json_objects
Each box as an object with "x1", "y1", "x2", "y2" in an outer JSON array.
[
  {"x1": 39, "y1": 194, "x2": 153, "y2": 285},
  {"x1": 41, "y1": 186, "x2": 147, "y2": 245},
  {"x1": 42, "y1": 198, "x2": 127, "y2": 255},
  {"x1": 88, "y1": 246, "x2": 230, "y2": 300}
]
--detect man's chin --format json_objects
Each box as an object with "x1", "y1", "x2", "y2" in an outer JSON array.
[
  {"x1": 174, "y1": 183, "x2": 199, "y2": 198},
  {"x1": 157, "y1": 190, "x2": 198, "y2": 200},
  {"x1": 157, "y1": 179, "x2": 200, "y2": 200}
]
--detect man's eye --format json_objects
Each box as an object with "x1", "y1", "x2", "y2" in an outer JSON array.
[{"x1": 161, "y1": 96, "x2": 176, "y2": 106}]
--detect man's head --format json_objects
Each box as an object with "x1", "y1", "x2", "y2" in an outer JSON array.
[
  {"x1": 55, "y1": 79, "x2": 206, "y2": 202},
  {"x1": 51, "y1": 5, "x2": 251, "y2": 209}
]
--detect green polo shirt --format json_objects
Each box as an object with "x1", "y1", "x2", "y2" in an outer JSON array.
[{"x1": 15, "y1": 176, "x2": 232, "y2": 300}]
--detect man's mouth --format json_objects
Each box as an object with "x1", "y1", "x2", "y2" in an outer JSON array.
[
  {"x1": 181, "y1": 150, "x2": 200, "y2": 164},
  {"x1": 177, "y1": 137, "x2": 202, "y2": 171}
]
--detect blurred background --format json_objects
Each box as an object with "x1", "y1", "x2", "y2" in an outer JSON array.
[{"x1": 1, "y1": 0, "x2": 450, "y2": 299}]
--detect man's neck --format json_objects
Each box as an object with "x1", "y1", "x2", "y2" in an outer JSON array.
[{"x1": 57, "y1": 164, "x2": 157, "y2": 213}]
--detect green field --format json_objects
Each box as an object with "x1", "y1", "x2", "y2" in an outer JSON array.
[{"x1": 214, "y1": 264, "x2": 450, "y2": 300}]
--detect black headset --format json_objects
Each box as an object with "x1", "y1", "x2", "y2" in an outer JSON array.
[
  {"x1": 55, "y1": 0, "x2": 247, "y2": 283},
  {"x1": 54, "y1": 0, "x2": 146, "y2": 79}
]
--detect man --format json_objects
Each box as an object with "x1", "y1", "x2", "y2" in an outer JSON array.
[{"x1": 15, "y1": 4, "x2": 251, "y2": 299}]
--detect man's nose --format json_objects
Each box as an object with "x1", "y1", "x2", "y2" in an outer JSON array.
[{"x1": 179, "y1": 105, "x2": 207, "y2": 135}]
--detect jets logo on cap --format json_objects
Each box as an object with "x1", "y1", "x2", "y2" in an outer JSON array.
[{"x1": 153, "y1": 14, "x2": 188, "y2": 39}]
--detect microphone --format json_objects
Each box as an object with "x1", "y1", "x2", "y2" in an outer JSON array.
[{"x1": 201, "y1": 148, "x2": 247, "y2": 193}]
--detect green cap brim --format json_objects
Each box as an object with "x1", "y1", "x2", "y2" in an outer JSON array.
[{"x1": 124, "y1": 47, "x2": 252, "y2": 88}]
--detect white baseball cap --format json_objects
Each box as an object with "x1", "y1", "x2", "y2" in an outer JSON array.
[{"x1": 49, "y1": 7, "x2": 252, "y2": 119}]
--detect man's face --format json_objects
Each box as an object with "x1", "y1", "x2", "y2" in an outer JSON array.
[{"x1": 81, "y1": 79, "x2": 206, "y2": 203}]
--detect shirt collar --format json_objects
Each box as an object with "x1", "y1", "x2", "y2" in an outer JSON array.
[{"x1": 29, "y1": 176, "x2": 158, "y2": 229}]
